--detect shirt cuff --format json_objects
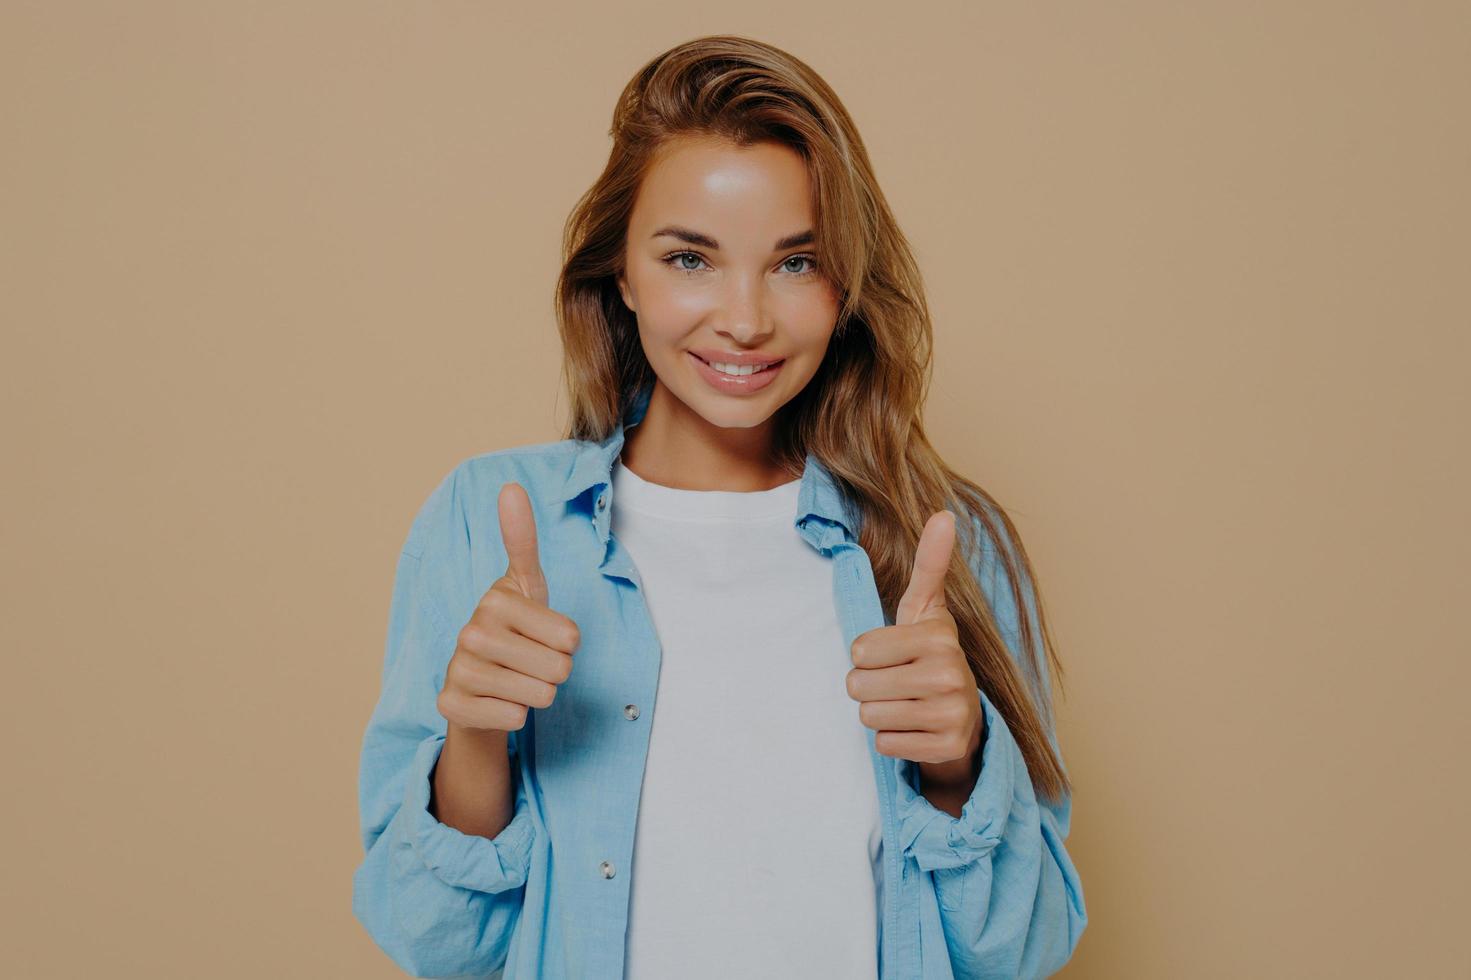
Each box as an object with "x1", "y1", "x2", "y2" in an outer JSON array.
[
  {"x1": 895, "y1": 687, "x2": 1017, "y2": 872},
  {"x1": 402, "y1": 732, "x2": 537, "y2": 893}
]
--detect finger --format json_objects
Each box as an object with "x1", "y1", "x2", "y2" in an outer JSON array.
[
  {"x1": 437, "y1": 687, "x2": 529, "y2": 733},
  {"x1": 895, "y1": 510, "x2": 956, "y2": 626},
  {"x1": 873, "y1": 729, "x2": 961, "y2": 764},
  {"x1": 449, "y1": 654, "x2": 560, "y2": 708},
  {"x1": 845, "y1": 659, "x2": 931, "y2": 700},
  {"x1": 850, "y1": 622, "x2": 926, "y2": 669},
  {"x1": 465, "y1": 606, "x2": 578, "y2": 676},
  {"x1": 480, "y1": 586, "x2": 581, "y2": 655},
  {"x1": 855, "y1": 696, "x2": 932, "y2": 735},
  {"x1": 498, "y1": 481, "x2": 548, "y2": 605}
]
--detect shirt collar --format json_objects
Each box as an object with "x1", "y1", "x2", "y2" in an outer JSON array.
[{"x1": 557, "y1": 380, "x2": 859, "y2": 539}]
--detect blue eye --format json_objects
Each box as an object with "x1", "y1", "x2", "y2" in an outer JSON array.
[
  {"x1": 658, "y1": 251, "x2": 821, "y2": 278},
  {"x1": 663, "y1": 251, "x2": 709, "y2": 274}
]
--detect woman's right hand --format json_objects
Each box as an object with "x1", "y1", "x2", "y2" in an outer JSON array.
[{"x1": 436, "y1": 481, "x2": 581, "y2": 734}]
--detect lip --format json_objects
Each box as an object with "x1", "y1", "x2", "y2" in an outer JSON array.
[
  {"x1": 688, "y1": 350, "x2": 785, "y2": 395},
  {"x1": 688, "y1": 348, "x2": 786, "y2": 368}
]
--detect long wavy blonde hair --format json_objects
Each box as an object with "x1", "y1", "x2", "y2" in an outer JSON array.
[{"x1": 552, "y1": 35, "x2": 1072, "y2": 806}]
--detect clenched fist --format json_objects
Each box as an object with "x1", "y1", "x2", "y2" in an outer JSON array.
[{"x1": 436, "y1": 481, "x2": 582, "y2": 734}]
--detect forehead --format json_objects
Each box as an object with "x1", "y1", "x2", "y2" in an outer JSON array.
[{"x1": 632, "y1": 136, "x2": 816, "y2": 236}]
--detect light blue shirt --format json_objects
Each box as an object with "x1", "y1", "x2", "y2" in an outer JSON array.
[{"x1": 352, "y1": 381, "x2": 1087, "y2": 978}]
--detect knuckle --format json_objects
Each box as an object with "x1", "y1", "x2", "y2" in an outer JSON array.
[
  {"x1": 929, "y1": 664, "x2": 966, "y2": 693},
  {"x1": 435, "y1": 689, "x2": 459, "y2": 725},
  {"x1": 926, "y1": 622, "x2": 953, "y2": 653},
  {"x1": 481, "y1": 587, "x2": 509, "y2": 618},
  {"x1": 948, "y1": 666, "x2": 974, "y2": 693},
  {"x1": 457, "y1": 621, "x2": 487, "y2": 652},
  {"x1": 507, "y1": 704, "x2": 529, "y2": 731}
]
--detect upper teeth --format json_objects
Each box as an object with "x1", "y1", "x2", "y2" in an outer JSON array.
[{"x1": 709, "y1": 359, "x2": 775, "y2": 376}]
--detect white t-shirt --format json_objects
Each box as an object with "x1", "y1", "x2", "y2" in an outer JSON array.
[{"x1": 611, "y1": 456, "x2": 884, "y2": 979}]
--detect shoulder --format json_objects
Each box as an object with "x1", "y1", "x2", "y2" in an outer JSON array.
[
  {"x1": 456, "y1": 439, "x2": 581, "y2": 500},
  {"x1": 401, "y1": 438, "x2": 579, "y2": 560},
  {"x1": 397, "y1": 438, "x2": 583, "y2": 631}
]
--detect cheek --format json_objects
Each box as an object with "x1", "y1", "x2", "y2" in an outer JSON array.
[
  {"x1": 637, "y1": 291, "x2": 713, "y2": 344},
  {"x1": 788, "y1": 288, "x2": 842, "y2": 345},
  {"x1": 787, "y1": 274, "x2": 841, "y2": 317},
  {"x1": 631, "y1": 300, "x2": 697, "y2": 363}
]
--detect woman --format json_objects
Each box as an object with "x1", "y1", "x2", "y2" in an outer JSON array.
[{"x1": 353, "y1": 34, "x2": 1086, "y2": 980}]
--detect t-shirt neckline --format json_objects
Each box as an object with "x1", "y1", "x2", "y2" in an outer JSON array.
[{"x1": 611, "y1": 457, "x2": 801, "y2": 522}]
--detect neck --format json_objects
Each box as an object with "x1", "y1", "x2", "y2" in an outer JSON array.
[{"x1": 619, "y1": 380, "x2": 797, "y2": 491}]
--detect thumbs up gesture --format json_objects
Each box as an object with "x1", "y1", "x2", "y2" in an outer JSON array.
[
  {"x1": 846, "y1": 510, "x2": 985, "y2": 779},
  {"x1": 436, "y1": 482, "x2": 581, "y2": 735}
]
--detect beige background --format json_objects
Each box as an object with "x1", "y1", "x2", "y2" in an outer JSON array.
[{"x1": 3, "y1": 3, "x2": 1466, "y2": 978}]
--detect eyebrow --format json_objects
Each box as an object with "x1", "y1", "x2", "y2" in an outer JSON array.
[{"x1": 650, "y1": 225, "x2": 815, "y2": 252}]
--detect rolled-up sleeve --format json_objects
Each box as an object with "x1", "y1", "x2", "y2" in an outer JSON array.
[
  {"x1": 896, "y1": 684, "x2": 1016, "y2": 872},
  {"x1": 351, "y1": 464, "x2": 536, "y2": 978},
  {"x1": 895, "y1": 505, "x2": 1087, "y2": 979},
  {"x1": 399, "y1": 731, "x2": 536, "y2": 893}
]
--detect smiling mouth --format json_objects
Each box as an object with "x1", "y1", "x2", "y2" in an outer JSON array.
[{"x1": 689, "y1": 352, "x2": 786, "y2": 373}]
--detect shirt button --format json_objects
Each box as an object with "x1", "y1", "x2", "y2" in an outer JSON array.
[
  {"x1": 596, "y1": 492, "x2": 607, "y2": 512},
  {"x1": 599, "y1": 860, "x2": 616, "y2": 878},
  {"x1": 623, "y1": 704, "x2": 640, "y2": 721}
]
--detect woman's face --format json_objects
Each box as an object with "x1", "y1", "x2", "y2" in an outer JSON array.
[{"x1": 617, "y1": 135, "x2": 842, "y2": 431}]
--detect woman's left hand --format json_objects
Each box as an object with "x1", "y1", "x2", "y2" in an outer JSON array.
[{"x1": 846, "y1": 510, "x2": 985, "y2": 775}]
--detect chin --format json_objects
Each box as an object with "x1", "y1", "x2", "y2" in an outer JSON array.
[
  {"x1": 677, "y1": 389, "x2": 780, "y2": 429},
  {"x1": 693, "y1": 403, "x2": 776, "y2": 429}
]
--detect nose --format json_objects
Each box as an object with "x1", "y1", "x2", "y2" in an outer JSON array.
[{"x1": 715, "y1": 273, "x2": 774, "y2": 346}]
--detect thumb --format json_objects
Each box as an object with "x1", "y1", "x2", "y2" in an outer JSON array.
[
  {"x1": 497, "y1": 482, "x2": 549, "y2": 605},
  {"x1": 895, "y1": 510, "x2": 956, "y2": 626}
]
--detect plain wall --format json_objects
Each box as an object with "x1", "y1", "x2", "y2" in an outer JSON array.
[{"x1": 2, "y1": 3, "x2": 1466, "y2": 977}]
